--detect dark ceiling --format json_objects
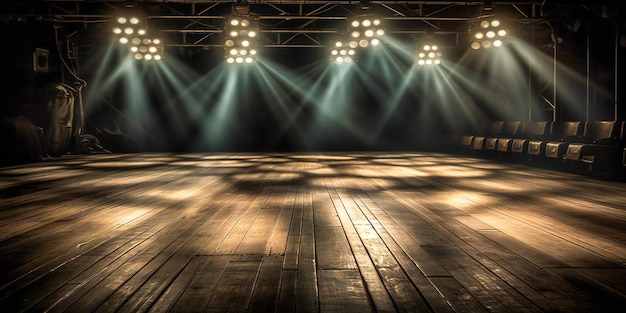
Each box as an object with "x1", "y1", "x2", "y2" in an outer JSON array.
[{"x1": 2, "y1": 1, "x2": 621, "y2": 49}]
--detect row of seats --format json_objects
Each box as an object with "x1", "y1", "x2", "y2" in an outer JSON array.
[{"x1": 459, "y1": 120, "x2": 626, "y2": 178}]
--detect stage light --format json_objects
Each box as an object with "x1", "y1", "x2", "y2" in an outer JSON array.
[
  {"x1": 330, "y1": 40, "x2": 356, "y2": 64},
  {"x1": 415, "y1": 41, "x2": 442, "y2": 66},
  {"x1": 113, "y1": 15, "x2": 145, "y2": 44},
  {"x1": 225, "y1": 15, "x2": 259, "y2": 64},
  {"x1": 469, "y1": 17, "x2": 507, "y2": 49},
  {"x1": 348, "y1": 15, "x2": 384, "y2": 49}
]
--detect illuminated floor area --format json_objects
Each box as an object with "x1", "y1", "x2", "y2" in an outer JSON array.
[{"x1": 0, "y1": 152, "x2": 625, "y2": 312}]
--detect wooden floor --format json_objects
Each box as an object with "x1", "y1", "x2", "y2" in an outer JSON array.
[{"x1": 0, "y1": 152, "x2": 625, "y2": 313}]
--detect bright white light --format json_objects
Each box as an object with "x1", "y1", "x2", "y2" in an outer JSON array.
[
  {"x1": 339, "y1": 49, "x2": 347, "y2": 55},
  {"x1": 373, "y1": 19, "x2": 381, "y2": 26},
  {"x1": 493, "y1": 39, "x2": 503, "y2": 47},
  {"x1": 230, "y1": 30, "x2": 238, "y2": 37},
  {"x1": 335, "y1": 41, "x2": 343, "y2": 47},
  {"x1": 236, "y1": 57, "x2": 243, "y2": 63},
  {"x1": 242, "y1": 40, "x2": 250, "y2": 47},
  {"x1": 348, "y1": 49, "x2": 355, "y2": 55},
  {"x1": 471, "y1": 42, "x2": 481, "y2": 49},
  {"x1": 230, "y1": 19, "x2": 239, "y2": 26},
  {"x1": 226, "y1": 57, "x2": 235, "y2": 63},
  {"x1": 424, "y1": 45, "x2": 431, "y2": 51},
  {"x1": 418, "y1": 60, "x2": 425, "y2": 65},
  {"x1": 428, "y1": 52, "x2": 435, "y2": 58},
  {"x1": 365, "y1": 30, "x2": 374, "y2": 37},
  {"x1": 475, "y1": 32, "x2": 484, "y2": 39},
  {"x1": 245, "y1": 57, "x2": 253, "y2": 63},
  {"x1": 376, "y1": 29, "x2": 384, "y2": 36},
  {"x1": 432, "y1": 45, "x2": 438, "y2": 50},
  {"x1": 153, "y1": 39, "x2": 161, "y2": 45},
  {"x1": 225, "y1": 39, "x2": 235, "y2": 47},
  {"x1": 362, "y1": 19, "x2": 371, "y2": 27},
  {"x1": 240, "y1": 49, "x2": 247, "y2": 55},
  {"x1": 154, "y1": 54, "x2": 162, "y2": 60},
  {"x1": 331, "y1": 50, "x2": 338, "y2": 55},
  {"x1": 124, "y1": 27, "x2": 133, "y2": 35},
  {"x1": 426, "y1": 59, "x2": 433, "y2": 65},
  {"x1": 498, "y1": 29, "x2": 507, "y2": 37},
  {"x1": 250, "y1": 49, "x2": 257, "y2": 55},
  {"x1": 130, "y1": 46, "x2": 138, "y2": 52},
  {"x1": 145, "y1": 54, "x2": 153, "y2": 60},
  {"x1": 138, "y1": 29, "x2": 146, "y2": 36},
  {"x1": 130, "y1": 17, "x2": 139, "y2": 25},
  {"x1": 349, "y1": 41, "x2": 358, "y2": 48},
  {"x1": 418, "y1": 52, "x2": 425, "y2": 58},
  {"x1": 248, "y1": 31, "x2": 256, "y2": 37},
  {"x1": 117, "y1": 17, "x2": 127, "y2": 24},
  {"x1": 371, "y1": 38, "x2": 380, "y2": 46},
  {"x1": 119, "y1": 37, "x2": 128, "y2": 44},
  {"x1": 351, "y1": 20, "x2": 360, "y2": 27},
  {"x1": 486, "y1": 31, "x2": 496, "y2": 38},
  {"x1": 491, "y1": 20, "x2": 500, "y2": 27},
  {"x1": 434, "y1": 59, "x2": 441, "y2": 64},
  {"x1": 335, "y1": 56, "x2": 344, "y2": 63},
  {"x1": 230, "y1": 49, "x2": 238, "y2": 55},
  {"x1": 149, "y1": 46, "x2": 157, "y2": 53},
  {"x1": 113, "y1": 27, "x2": 122, "y2": 34},
  {"x1": 351, "y1": 31, "x2": 360, "y2": 38}
]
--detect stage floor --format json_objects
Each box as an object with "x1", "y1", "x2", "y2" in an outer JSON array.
[{"x1": 0, "y1": 152, "x2": 625, "y2": 312}]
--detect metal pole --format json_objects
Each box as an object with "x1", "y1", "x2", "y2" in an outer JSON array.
[{"x1": 586, "y1": 22, "x2": 590, "y2": 121}]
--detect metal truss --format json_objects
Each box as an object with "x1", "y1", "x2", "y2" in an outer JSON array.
[{"x1": 34, "y1": 1, "x2": 593, "y2": 49}]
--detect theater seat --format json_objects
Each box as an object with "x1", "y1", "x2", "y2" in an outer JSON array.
[
  {"x1": 473, "y1": 121, "x2": 504, "y2": 150},
  {"x1": 510, "y1": 121, "x2": 549, "y2": 154},
  {"x1": 487, "y1": 121, "x2": 520, "y2": 151},
  {"x1": 528, "y1": 121, "x2": 582, "y2": 159},
  {"x1": 565, "y1": 121, "x2": 621, "y2": 174}
]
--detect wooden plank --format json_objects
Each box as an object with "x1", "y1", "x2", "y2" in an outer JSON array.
[
  {"x1": 248, "y1": 255, "x2": 283, "y2": 313},
  {"x1": 276, "y1": 269, "x2": 297, "y2": 313},
  {"x1": 144, "y1": 256, "x2": 208, "y2": 313},
  {"x1": 168, "y1": 255, "x2": 232, "y2": 313},
  {"x1": 317, "y1": 269, "x2": 373, "y2": 313},
  {"x1": 315, "y1": 226, "x2": 357, "y2": 270},
  {"x1": 296, "y1": 180, "x2": 319, "y2": 313},
  {"x1": 326, "y1": 188, "x2": 397, "y2": 313},
  {"x1": 204, "y1": 259, "x2": 261, "y2": 313}
]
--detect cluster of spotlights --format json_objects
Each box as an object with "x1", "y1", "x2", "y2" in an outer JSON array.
[
  {"x1": 348, "y1": 16, "x2": 384, "y2": 48},
  {"x1": 225, "y1": 16, "x2": 258, "y2": 64},
  {"x1": 416, "y1": 44, "x2": 441, "y2": 65},
  {"x1": 113, "y1": 16, "x2": 163, "y2": 61},
  {"x1": 330, "y1": 41, "x2": 356, "y2": 64},
  {"x1": 470, "y1": 18, "x2": 507, "y2": 49}
]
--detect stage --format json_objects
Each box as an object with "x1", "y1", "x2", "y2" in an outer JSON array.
[{"x1": 0, "y1": 152, "x2": 624, "y2": 312}]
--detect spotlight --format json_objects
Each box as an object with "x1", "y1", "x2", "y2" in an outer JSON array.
[
  {"x1": 117, "y1": 17, "x2": 127, "y2": 24},
  {"x1": 348, "y1": 15, "x2": 384, "y2": 49},
  {"x1": 415, "y1": 41, "x2": 442, "y2": 65},
  {"x1": 469, "y1": 17, "x2": 507, "y2": 49},
  {"x1": 129, "y1": 17, "x2": 139, "y2": 24},
  {"x1": 330, "y1": 39, "x2": 356, "y2": 64},
  {"x1": 119, "y1": 37, "x2": 129, "y2": 44},
  {"x1": 225, "y1": 14, "x2": 259, "y2": 63}
]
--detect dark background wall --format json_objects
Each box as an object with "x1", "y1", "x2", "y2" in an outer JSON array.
[{"x1": 1, "y1": 1, "x2": 625, "y2": 155}]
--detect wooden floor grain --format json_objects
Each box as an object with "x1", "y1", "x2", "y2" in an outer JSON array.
[{"x1": 0, "y1": 152, "x2": 625, "y2": 312}]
